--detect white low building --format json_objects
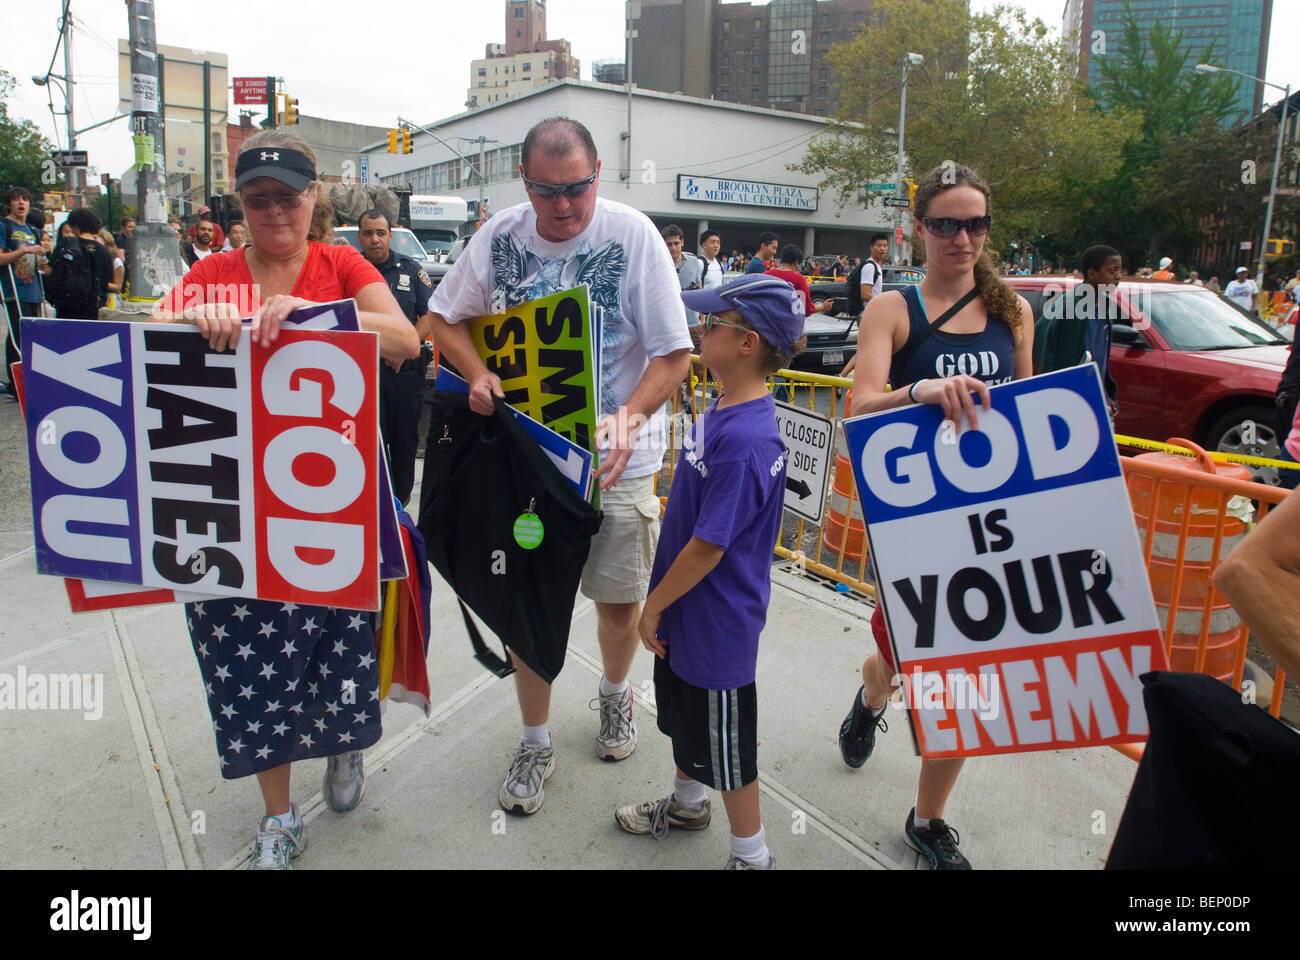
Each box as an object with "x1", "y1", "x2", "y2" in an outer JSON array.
[{"x1": 363, "y1": 78, "x2": 892, "y2": 260}]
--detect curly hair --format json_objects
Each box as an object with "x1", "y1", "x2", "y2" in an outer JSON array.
[{"x1": 914, "y1": 163, "x2": 1022, "y2": 331}]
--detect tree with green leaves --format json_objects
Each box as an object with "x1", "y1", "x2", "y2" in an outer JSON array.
[
  {"x1": 1066, "y1": 0, "x2": 1272, "y2": 272},
  {"x1": 0, "y1": 69, "x2": 64, "y2": 203},
  {"x1": 798, "y1": 0, "x2": 1138, "y2": 265}
]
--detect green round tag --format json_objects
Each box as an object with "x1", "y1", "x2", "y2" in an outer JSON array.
[{"x1": 513, "y1": 512, "x2": 544, "y2": 550}]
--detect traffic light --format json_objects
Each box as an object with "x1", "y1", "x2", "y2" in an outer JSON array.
[
  {"x1": 282, "y1": 95, "x2": 299, "y2": 125},
  {"x1": 387, "y1": 129, "x2": 399, "y2": 153},
  {"x1": 904, "y1": 178, "x2": 917, "y2": 208},
  {"x1": 401, "y1": 128, "x2": 412, "y2": 154}
]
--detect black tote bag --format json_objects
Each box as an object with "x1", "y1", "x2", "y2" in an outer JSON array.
[
  {"x1": 417, "y1": 391, "x2": 603, "y2": 684},
  {"x1": 1106, "y1": 671, "x2": 1300, "y2": 869}
]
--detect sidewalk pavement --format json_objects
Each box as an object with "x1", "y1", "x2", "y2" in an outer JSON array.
[{"x1": 0, "y1": 398, "x2": 1138, "y2": 869}]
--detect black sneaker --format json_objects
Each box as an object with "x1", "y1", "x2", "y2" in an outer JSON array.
[
  {"x1": 838, "y1": 686, "x2": 887, "y2": 768},
  {"x1": 904, "y1": 808, "x2": 972, "y2": 870}
]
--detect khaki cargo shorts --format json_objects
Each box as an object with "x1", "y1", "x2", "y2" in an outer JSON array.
[{"x1": 580, "y1": 473, "x2": 661, "y2": 604}]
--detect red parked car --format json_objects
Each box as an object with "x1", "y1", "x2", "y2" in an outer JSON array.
[{"x1": 1006, "y1": 277, "x2": 1291, "y2": 484}]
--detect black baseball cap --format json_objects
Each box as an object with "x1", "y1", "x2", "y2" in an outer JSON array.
[{"x1": 234, "y1": 146, "x2": 316, "y2": 192}]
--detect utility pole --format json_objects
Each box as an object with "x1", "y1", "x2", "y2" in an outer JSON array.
[
  {"x1": 395, "y1": 116, "x2": 497, "y2": 225},
  {"x1": 126, "y1": 0, "x2": 185, "y2": 303},
  {"x1": 622, "y1": 1, "x2": 640, "y2": 188},
  {"x1": 62, "y1": 4, "x2": 78, "y2": 195}
]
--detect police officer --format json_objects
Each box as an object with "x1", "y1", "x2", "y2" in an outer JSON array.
[{"x1": 358, "y1": 208, "x2": 434, "y2": 505}]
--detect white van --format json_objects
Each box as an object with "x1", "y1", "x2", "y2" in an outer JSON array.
[{"x1": 409, "y1": 195, "x2": 470, "y2": 257}]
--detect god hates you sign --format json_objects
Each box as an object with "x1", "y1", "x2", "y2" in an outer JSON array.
[
  {"x1": 843, "y1": 366, "x2": 1167, "y2": 759},
  {"x1": 22, "y1": 316, "x2": 382, "y2": 610}
]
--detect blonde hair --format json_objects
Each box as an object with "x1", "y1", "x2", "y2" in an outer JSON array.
[
  {"x1": 308, "y1": 190, "x2": 335, "y2": 243},
  {"x1": 914, "y1": 163, "x2": 1022, "y2": 331},
  {"x1": 97, "y1": 228, "x2": 120, "y2": 259}
]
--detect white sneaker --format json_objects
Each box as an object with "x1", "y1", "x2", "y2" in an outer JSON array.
[
  {"x1": 322, "y1": 750, "x2": 365, "y2": 813},
  {"x1": 592, "y1": 687, "x2": 638, "y2": 761},
  {"x1": 499, "y1": 739, "x2": 556, "y2": 815},
  {"x1": 248, "y1": 803, "x2": 306, "y2": 870},
  {"x1": 615, "y1": 794, "x2": 711, "y2": 838}
]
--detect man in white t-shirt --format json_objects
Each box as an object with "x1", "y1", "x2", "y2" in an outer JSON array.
[
  {"x1": 698, "y1": 230, "x2": 725, "y2": 288},
  {"x1": 1223, "y1": 266, "x2": 1258, "y2": 313},
  {"x1": 428, "y1": 117, "x2": 692, "y2": 817}
]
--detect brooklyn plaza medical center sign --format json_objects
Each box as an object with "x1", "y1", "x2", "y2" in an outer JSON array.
[
  {"x1": 22, "y1": 316, "x2": 382, "y2": 610},
  {"x1": 843, "y1": 366, "x2": 1168, "y2": 759}
]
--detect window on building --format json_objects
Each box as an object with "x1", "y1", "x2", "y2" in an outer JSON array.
[
  {"x1": 516, "y1": 28, "x2": 521, "y2": 37},
  {"x1": 478, "y1": 81, "x2": 486, "y2": 87},
  {"x1": 755, "y1": 18, "x2": 762, "y2": 28},
  {"x1": 751, "y1": 85, "x2": 760, "y2": 99},
  {"x1": 722, "y1": 19, "x2": 730, "y2": 30},
  {"x1": 820, "y1": 31, "x2": 830, "y2": 43},
  {"x1": 753, "y1": 36, "x2": 761, "y2": 49},
  {"x1": 818, "y1": 66, "x2": 828, "y2": 80},
  {"x1": 213, "y1": 161, "x2": 223, "y2": 180},
  {"x1": 212, "y1": 133, "x2": 222, "y2": 152},
  {"x1": 722, "y1": 55, "x2": 731, "y2": 67},
  {"x1": 818, "y1": 85, "x2": 828, "y2": 99},
  {"x1": 523, "y1": 62, "x2": 531, "y2": 71},
  {"x1": 722, "y1": 37, "x2": 730, "y2": 51},
  {"x1": 513, "y1": 5, "x2": 522, "y2": 16},
  {"x1": 478, "y1": 67, "x2": 486, "y2": 76},
  {"x1": 821, "y1": 13, "x2": 830, "y2": 25}
]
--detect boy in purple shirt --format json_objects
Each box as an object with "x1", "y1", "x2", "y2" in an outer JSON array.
[{"x1": 615, "y1": 275, "x2": 807, "y2": 869}]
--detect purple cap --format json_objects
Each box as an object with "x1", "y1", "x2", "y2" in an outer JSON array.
[{"x1": 681, "y1": 274, "x2": 805, "y2": 354}]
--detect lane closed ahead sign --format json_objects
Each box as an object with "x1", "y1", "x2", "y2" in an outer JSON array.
[
  {"x1": 842, "y1": 366, "x2": 1167, "y2": 759},
  {"x1": 774, "y1": 400, "x2": 832, "y2": 524}
]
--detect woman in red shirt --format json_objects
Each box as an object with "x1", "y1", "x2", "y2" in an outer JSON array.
[{"x1": 153, "y1": 130, "x2": 418, "y2": 869}]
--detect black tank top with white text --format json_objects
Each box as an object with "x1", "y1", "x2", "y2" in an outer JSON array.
[{"x1": 889, "y1": 284, "x2": 1015, "y2": 389}]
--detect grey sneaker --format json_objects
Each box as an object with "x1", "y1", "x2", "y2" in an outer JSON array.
[
  {"x1": 725, "y1": 853, "x2": 775, "y2": 870},
  {"x1": 323, "y1": 750, "x2": 365, "y2": 813},
  {"x1": 615, "y1": 794, "x2": 711, "y2": 838},
  {"x1": 592, "y1": 687, "x2": 638, "y2": 761},
  {"x1": 499, "y1": 738, "x2": 556, "y2": 815},
  {"x1": 248, "y1": 803, "x2": 306, "y2": 870}
]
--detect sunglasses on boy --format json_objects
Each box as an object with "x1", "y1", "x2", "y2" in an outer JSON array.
[
  {"x1": 921, "y1": 215, "x2": 991, "y2": 239},
  {"x1": 521, "y1": 169, "x2": 599, "y2": 200},
  {"x1": 703, "y1": 313, "x2": 751, "y2": 333}
]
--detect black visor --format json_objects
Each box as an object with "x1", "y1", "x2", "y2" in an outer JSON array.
[{"x1": 234, "y1": 147, "x2": 316, "y2": 192}]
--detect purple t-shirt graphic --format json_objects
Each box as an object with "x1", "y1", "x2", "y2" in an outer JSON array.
[{"x1": 650, "y1": 393, "x2": 787, "y2": 689}]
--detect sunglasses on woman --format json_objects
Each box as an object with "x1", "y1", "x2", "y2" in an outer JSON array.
[
  {"x1": 920, "y1": 215, "x2": 991, "y2": 239},
  {"x1": 521, "y1": 169, "x2": 599, "y2": 200},
  {"x1": 241, "y1": 191, "x2": 308, "y2": 211}
]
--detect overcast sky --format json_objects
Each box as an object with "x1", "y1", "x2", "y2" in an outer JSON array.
[{"x1": 5, "y1": 0, "x2": 1298, "y2": 184}]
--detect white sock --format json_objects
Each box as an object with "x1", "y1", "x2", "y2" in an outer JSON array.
[
  {"x1": 522, "y1": 723, "x2": 551, "y2": 747},
  {"x1": 913, "y1": 812, "x2": 932, "y2": 831},
  {"x1": 860, "y1": 688, "x2": 886, "y2": 717},
  {"x1": 599, "y1": 676, "x2": 629, "y2": 698},
  {"x1": 730, "y1": 825, "x2": 770, "y2": 866},
  {"x1": 270, "y1": 807, "x2": 299, "y2": 831},
  {"x1": 673, "y1": 775, "x2": 708, "y2": 809}
]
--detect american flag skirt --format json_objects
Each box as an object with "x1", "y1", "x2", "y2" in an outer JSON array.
[{"x1": 186, "y1": 598, "x2": 383, "y2": 779}]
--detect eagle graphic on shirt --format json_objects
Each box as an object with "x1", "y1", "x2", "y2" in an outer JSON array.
[{"x1": 490, "y1": 233, "x2": 627, "y2": 414}]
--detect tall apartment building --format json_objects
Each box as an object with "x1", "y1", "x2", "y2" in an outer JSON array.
[
  {"x1": 633, "y1": 0, "x2": 873, "y2": 117},
  {"x1": 1065, "y1": 0, "x2": 1273, "y2": 121},
  {"x1": 467, "y1": 0, "x2": 581, "y2": 109}
]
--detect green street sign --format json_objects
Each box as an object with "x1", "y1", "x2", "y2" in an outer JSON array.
[{"x1": 865, "y1": 182, "x2": 897, "y2": 191}]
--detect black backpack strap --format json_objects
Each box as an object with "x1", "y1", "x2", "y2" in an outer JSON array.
[
  {"x1": 892, "y1": 286, "x2": 980, "y2": 381},
  {"x1": 459, "y1": 598, "x2": 516, "y2": 678}
]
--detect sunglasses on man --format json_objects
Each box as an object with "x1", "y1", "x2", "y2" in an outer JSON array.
[
  {"x1": 920, "y1": 215, "x2": 991, "y2": 239},
  {"x1": 521, "y1": 169, "x2": 599, "y2": 200}
]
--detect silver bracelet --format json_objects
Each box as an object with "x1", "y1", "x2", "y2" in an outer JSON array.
[{"x1": 908, "y1": 379, "x2": 928, "y2": 403}]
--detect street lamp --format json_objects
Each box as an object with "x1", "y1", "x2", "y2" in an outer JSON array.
[
  {"x1": 1197, "y1": 63, "x2": 1292, "y2": 289},
  {"x1": 893, "y1": 53, "x2": 924, "y2": 265}
]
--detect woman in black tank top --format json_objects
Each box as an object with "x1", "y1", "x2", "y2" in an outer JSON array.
[{"x1": 836, "y1": 163, "x2": 1034, "y2": 870}]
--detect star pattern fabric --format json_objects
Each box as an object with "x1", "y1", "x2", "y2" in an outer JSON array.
[{"x1": 186, "y1": 598, "x2": 382, "y2": 779}]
